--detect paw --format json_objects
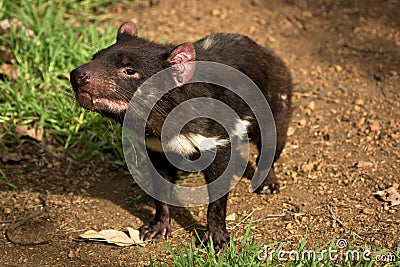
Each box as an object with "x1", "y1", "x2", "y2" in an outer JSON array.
[
  {"x1": 254, "y1": 174, "x2": 280, "y2": 194},
  {"x1": 139, "y1": 220, "x2": 172, "y2": 241},
  {"x1": 200, "y1": 228, "x2": 230, "y2": 252}
]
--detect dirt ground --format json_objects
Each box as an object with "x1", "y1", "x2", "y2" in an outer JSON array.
[{"x1": 1, "y1": 0, "x2": 399, "y2": 266}]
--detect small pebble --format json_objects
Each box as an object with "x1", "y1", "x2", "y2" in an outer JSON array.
[
  {"x1": 362, "y1": 208, "x2": 374, "y2": 215},
  {"x1": 355, "y1": 99, "x2": 364, "y2": 105}
]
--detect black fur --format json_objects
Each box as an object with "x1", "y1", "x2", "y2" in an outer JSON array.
[{"x1": 70, "y1": 22, "x2": 292, "y2": 250}]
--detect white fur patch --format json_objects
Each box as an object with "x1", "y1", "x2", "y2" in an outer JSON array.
[
  {"x1": 93, "y1": 98, "x2": 128, "y2": 113},
  {"x1": 145, "y1": 119, "x2": 250, "y2": 156},
  {"x1": 279, "y1": 93, "x2": 289, "y2": 108},
  {"x1": 202, "y1": 36, "x2": 214, "y2": 50},
  {"x1": 146, "y1": 134, "x2": 229, "y2": 156},
  {"x1": 166, "y1": 135, "x2": 198, "y2": 155},
  {"x1": 279, "y1": 93, "x2": 288, "y2": 100},
  {"x1": 233, "y1": 119, "x2": 250, "y2": 139}
]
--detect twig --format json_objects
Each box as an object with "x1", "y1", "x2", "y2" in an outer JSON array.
[
  {"x1": 351, "y1": 231, "x2": 363, "y2": 240},
  {"x1": 327, "y1": 204, "x2": 344, "y2": 227},
  {"x1": 229, "y1": 208, "x2": 258, "y2": 230},
  {"x1": 0, "y1": 220, "x2": 14, "y2": 224},
  {"x1": 6, "y1": 191, "x2": 53, "y2": 246}
]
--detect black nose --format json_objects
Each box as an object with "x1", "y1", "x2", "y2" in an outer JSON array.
[{"x1": 70, "y1": 67, "x2": 90, "y2": 89}]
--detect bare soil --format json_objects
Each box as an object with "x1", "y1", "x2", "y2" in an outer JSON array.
[{"x1": 1, "y1": 0, "x2": 399, "y2": 266}]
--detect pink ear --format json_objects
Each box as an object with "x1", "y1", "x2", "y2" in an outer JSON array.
[
  {"x1": 117, "y1": 22, "x2": 138, "y2": 41},
  {"x1": 167, "y1": 43, "x2": 196, "y2": 65},
  {"x1": 167, "y1": 43, "x2": 196, "y2": 87}
]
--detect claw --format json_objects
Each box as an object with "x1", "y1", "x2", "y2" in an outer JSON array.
[
  {"x1": 253, "y1": 169, "x2": 280, "y2": 194},
  {"x1": 198, "y1": 229, "x2": 230, "y2": 252},
  {"x1": 139, "y1": 220, "x2": 171, "y2": 241}
]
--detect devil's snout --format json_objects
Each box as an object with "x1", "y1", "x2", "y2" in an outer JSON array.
[{"x1": 70, "y1": 67, "x2": 91, "y2": 90}]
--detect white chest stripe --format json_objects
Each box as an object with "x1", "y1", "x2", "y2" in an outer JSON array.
[
  {"x1": 145, "y1": 119, "x2": 250, "y2": 156},
  {"x1": 146, "y1": 134, "x2": 229, "y2": 156}
]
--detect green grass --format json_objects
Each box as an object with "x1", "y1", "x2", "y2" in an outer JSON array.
[
  {"x1": 147, "y1": 223, "x2": 400, "y2": 266},
  {"x1": 0, "y1": 168, "x2": 17, "y2": 189},
  {"x1": 0, "y1": 0, "x2": 126, "y2": 160},
  {"x1": 144, "y1": 222, "x2": 399, "y2": 267}
]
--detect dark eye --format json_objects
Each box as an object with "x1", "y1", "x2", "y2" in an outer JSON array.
[{"x1": 124, "y1": 68, "x2": 136, "y2": 75}]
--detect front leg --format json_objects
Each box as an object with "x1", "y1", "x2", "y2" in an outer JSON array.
[
  {"x1": 201, "y1": 146, "x2": 233, "y2": 251},
  {"x1": 251, "y1": 140, "x2": 280, "y2": 194},
  {"x1": 140, "y1": 200, "x2": 172, "y2": 240},
  {"x1": 139, "y1": 151, "x2": 176, "y2": 241},
  {"x1": 202, "y1": 195, "x2": 229, "y2": 251}
]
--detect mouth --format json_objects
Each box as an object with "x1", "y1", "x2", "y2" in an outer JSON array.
[
  {"x1": 75, "y1": 91, "x2": 95, "y2": 110},
  {"x1": 75, "y1": 91, "x2": 128, "y2": 114}
]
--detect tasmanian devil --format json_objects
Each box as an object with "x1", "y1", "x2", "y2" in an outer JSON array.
[{"x1": 70, "y1": 22, "x2": 292, "y2": 250}]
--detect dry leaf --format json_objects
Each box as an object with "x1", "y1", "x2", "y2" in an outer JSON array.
[
  {"x1": 98, "y1": 230, "x2": 135, "y2": 247},
  {"x1": 15, "y1": 124, "x2": 43, "y2": 142},
  {"x1": 0, "y1": 64, "x2": 20, "y2": 80},
  {"x1": 27, "y1": 126, "x2": 44, "y2": 142},
  {"x1": 374, "y1": 187, "x2": 400, "y2": 206},
  {"x1": 79, "y1": 230, "x2": 105, "y2": 240},
  {"x1": 79, "y1": 228, "x2": 145, "y2": 247},
  {"x1": 127, "y1": 227, "x2": 145, "y2": 246}
]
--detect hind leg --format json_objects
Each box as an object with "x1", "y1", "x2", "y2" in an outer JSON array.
[
  {"x1": 251, "y1": 140, "x2": 280, "y2": 194},
  {"x1": 254, "y1": 167, "x2": 279, "y2": 194}
]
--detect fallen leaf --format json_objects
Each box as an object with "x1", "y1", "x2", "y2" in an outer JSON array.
[
  {"x1": 79, "y1": 228, "x2": 145, "y2": 247},
  {"x1": 79, "y1": 230, "x2": 106, "y2": 240},
  {"x1": 374, "y1": 187, "x2": 400, "y2": 206},
  {"x1": 27, "y1": 126, "x2": 43, "y2": 141},
  {"x1": 127, "y1": 227, "x2": 145, "y2": 246},
  {"x1": 0, "y1": 64, "x2": 20, "y2": 80},
  {"x1": 99, "y1": 229, "x2": 136, "y2": 246},
  {"x1": 15, "y1": 124, "x2": 43, "y2": 142}
]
